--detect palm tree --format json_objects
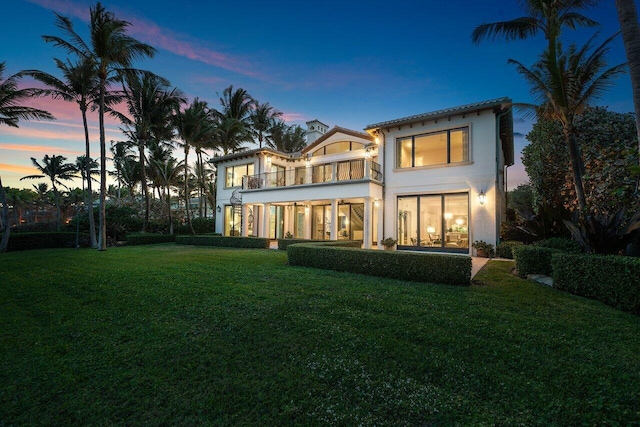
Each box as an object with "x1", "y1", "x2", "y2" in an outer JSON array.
[
  {"x1": 250, "y1": 101, "x2": 282, "y2": 148},
  {"x1": 22, "y1": 57, "x2": 100, "y2": 247},
  {"x1": 0, "y1": 62, "x2": 54, "y2": 127},
  {"x1": 32, "y1": 182, "x2": 50, "y2": 222},
  {"x1": 615, "y1": 0, "x2": 640, "y2": 159},
  {"x1": 114, "y1": 71, "x2": 185, "y2": 231},
  {"x1": 20, "y1": 155, "x2": 77, "y2": 230},
  {"x1": 218, "y1": 85, "x2": 253, "y2": 122},
  {"x1": 152, "y1": 156, "x2": 184, "y2": 234},
  {"x1": 268, "y1": 120, "x2": 307, "y2": 153},
  {"x1": 213, "y1": 116, "x2": 252, "y2": 155},
  {"x1": 509, "y1": 34, "x2": 626, "y2": 213},
  {"x1": 109, "y1": 140, "x2": 135, "y2": 201},
  {"x1": 471, "y1": 0, "x2": 599, "y2": 61},
  {"x1": 43, "y1": 2, "x2": 156, "y2": 250},
  {"x1": 174, "y1": 98, "x2": 213, "y2": 233}
]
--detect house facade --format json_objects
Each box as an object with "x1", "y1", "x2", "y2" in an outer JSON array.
[{"x1": 211, "y1": 98, "x2": 514, "y2": 254}]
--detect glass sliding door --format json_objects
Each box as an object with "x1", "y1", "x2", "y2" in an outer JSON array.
[
  {"x1": 397, "y1": 193, "x2": 469, "y2": 252},
  {"x1": 294, "y1": 206, "x2": 305, "y2": 238},
  {"x1": 269, "y1": 205, "x2": 285, "y2": 239},
  {"x1": 311, "y1": 205, "x2": 331, "y2": 240}
]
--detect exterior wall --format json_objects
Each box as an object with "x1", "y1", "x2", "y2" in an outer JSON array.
[{"x1": 381, "y1": 109, "x2": 501, "y2": 254}]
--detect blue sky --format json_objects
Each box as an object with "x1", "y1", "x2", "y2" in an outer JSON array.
[{"x1": 1, "y1": 0, "x2": 633, "y2": 190}]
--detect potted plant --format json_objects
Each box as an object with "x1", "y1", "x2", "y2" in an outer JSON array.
[
  {"x1": 472, "y1": 240, "x2": 495, "y2": 258},
  {"x1": 380, "y1": 237, "x2": 397, "y2": 250}
]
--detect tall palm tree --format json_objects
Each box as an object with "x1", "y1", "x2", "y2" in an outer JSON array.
[
  {"x1": 218, "y1": 85, "x2": 253, "y2": 122},
  {"x1": 615, "y1": 0, "x2": 640, "y2": 159},
  {"x1": 509, "y1": 34, "x2": 626, "y2": 213},
  {"x1": 32, "y1": 182, "x2": 50, "y2": 222},
  {"x1": 268, "y1": 120, "x2": 307, "y2": 153},
  {"x1": 471, "y1": 0, "x2": 599, "y2": 61},
  {"x1": 250, "y1": 101, "x2": 282, "y2": 148},
  {"x1": 43, "y1": 2, "x2": 156, "y2": 250},
  {"x1": 0, "y1": 62, "x2": 54, "y2": 127},
  {"x1": 114, "y1": 71, "x2": 185, "y2": 231},
  {"x1": 174, "y1": 98, "x2": 213, "y2": 232},
  {"x1": 212, "y1": 116, "x2": 252, "y2": 155},
  {"x1": 20, "y1": 154, "x2": 77, "y2": 230},
  {"x1": 22, "y1": 57, "x2": 100, "y2": 247}
]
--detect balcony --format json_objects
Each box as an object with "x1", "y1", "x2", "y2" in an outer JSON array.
[{"x1": 242, "y1": 159, "x2": 382, "y2": 191}]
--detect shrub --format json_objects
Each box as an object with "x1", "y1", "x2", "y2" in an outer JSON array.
[
  {"x1": 10, "y1": 222, "x2": 58, "y2": 233},
  {"x1": 278, "y1": 238, "x2": 322, "y2": 251},
  {"x1": 1, "y1": 232, "x2": 90, "y2": 251},
  {"x1": 512, "y1": 245, "x2": 559, "y2": 277},
  {"x1": 553, "y1": 253, "x2": 640, "y2": 315},
  {"x1": 535, "y1": 237, "x2": 583, "y2": 254},
  {"x1": 176, "y1": 235, "x2": 270, "y2": 249},
  {"x1": 495, "y1": 241, "x2": 523, "y2": 259},
  {"x1": 126, "y1": 233, "x2": 176, "y2": 245},
  {"x1": 287, "y1": 243, "x2": 471, "y2": 286}
]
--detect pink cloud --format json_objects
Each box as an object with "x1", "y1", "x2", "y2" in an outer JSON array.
[
  {"x1": 281, "y1": 112, "x2": 309, "y2": 124},
  {"x1": 0, "y1": 142, "x2": 83, "y2": 156},
  {"x1": 26, "y1": 0, "x2": 261, "y2": 79},
  {"x1": 0, "y1": 163, "x2": 40, "y2": 174}
]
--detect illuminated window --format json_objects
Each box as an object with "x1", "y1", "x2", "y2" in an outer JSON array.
[
  {"x1": 312, "y1": 141, "x2": 365, "y2": 156},
  {"x1": 396, "y1": 127, "x2": 469, "y2": 168},
  {"x1": 225, "y1": 163, "x2": 254, "y2": 188}
]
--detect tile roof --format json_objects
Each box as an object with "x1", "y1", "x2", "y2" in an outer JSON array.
[{"x1": 364, "y1": 97, "x2": 512, "y2": 130}]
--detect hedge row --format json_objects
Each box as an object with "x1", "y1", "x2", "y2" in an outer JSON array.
[
  {"x1": 0, "y1": 232, "x2": 90, "y2": 251},
  {"x1": 277, "y1": 238, "x2": 362, "y2": 251},
  {"x1": 495, "y1": 241, "x2": 523, "y2": 259},
  {"x1": 512, "y1": 245, "x2": 559, "y2": 277},
  {"x1": 553, "y1": 253, "x2": 640, "y2": 315},
  {"x1": 126, "y1": 233, "x2": 176, "y2": 245},
  {"x1": 287, "y1": 243, "x2": 471, "y2": 286},
  {"x1": 175, "y1": 235, "x2": 270, "y2": 249}
]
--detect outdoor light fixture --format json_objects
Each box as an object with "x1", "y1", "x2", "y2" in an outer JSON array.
[
  {"x1": 364, "y1": 148, "x2": 371, "y2": 159},
  {"x1": 305, "y1": 205, "x2": 309, "y2": 214},
  {"x1": 374, "y1": 198, "x2": 379, "y2": 207},
  {"x1": 266, "y1": 154, "x2": 272, "y2": 165},
  {"x1": 305, "y1": 154, "x2": 311, "y2": 167},
  {"x1": 478, "y1": 190, "x2": 486, "y2": 206},
  {"x1": 217, "y1": 205, "x2": 221, "y2": 212}
]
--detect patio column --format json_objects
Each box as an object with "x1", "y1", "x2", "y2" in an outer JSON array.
[
  {"x1": 330, "y1": 199, "x2": 338, "y2": 240},
  {"x1": 241, "y1": 204, "x2": 249, "y2": 237},
  {"x1": 363, "y1": 198, "x2": 372, "y2": 249},
  {"x1": 377, "y1": 199, "x2": 384, "y2": 250},
  {"x1": 262, "y1": 203, "x2": 270, "y2": 239}
]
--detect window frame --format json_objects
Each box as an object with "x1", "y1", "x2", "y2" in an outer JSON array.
[
  {"x1": 225, "y1": 163, "x2": 254, "y2": 188},
  {"x1": 396, "y1": 126, "x2": 469, "y2": 169}
]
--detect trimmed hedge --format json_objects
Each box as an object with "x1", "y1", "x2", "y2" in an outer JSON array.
[
  {"x1": 496, "y1": 241, "x2": 524, "y2": 259},
  {"x1": 552, "y1": 253, "x2": 640, "y2": 315},
  {"x1": 126, "y1": 233, "x2": 176, "y2": 245},
  {"x1": 176, "y1": 235, "x2": 270, "y2": 249},
  {"x1": 512, "y1": 245, "x2": 559, "y2": 277},
  {"x1": 535, "y1": 237, "x2": 583, "y2": 254},
  {"x1": 287, "y1": 243, "x2": 471, "y2": 286},
  {"x1": 277, "y1": 239, "x2": 362, "y2": 251},
  {"x1": 0, "y1": 232, "x2": 90, "y2": 251}
]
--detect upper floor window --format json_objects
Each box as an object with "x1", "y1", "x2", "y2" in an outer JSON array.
[
  {"x1": 225, "y1": 163, "x2": 254, "y2": 188},
  {"x1": 313, "y1": 141, "x2": 364, "y2": 157},
  {"x1": 396, "y1": 127, "x2": 469, "y2": 168}
]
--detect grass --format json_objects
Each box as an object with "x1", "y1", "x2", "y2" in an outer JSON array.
[{"x1": 1, "y1": 244, "x2": 639, "y2": 425}]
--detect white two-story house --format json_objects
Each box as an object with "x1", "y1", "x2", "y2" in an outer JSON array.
[{"x1": 211, "y1": 97, "x2": 514, "y2": 254}]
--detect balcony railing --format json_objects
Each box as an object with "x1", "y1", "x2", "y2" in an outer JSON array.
[{"x1": 242, "y1": 159, "x2": 382, "y2": 190}]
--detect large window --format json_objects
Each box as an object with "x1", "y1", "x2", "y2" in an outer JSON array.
[
  {"x1": 397, "y1": 193, "x2": 469, "y2": 251},
  {"x1": 313, "y1": 141, "x2": 364, "y2": 157},
  {"x1": 396, "y1": 127, "x2": 469, "y2": 168},
  {"x1": 224, "y1": 205, "x2": 242, "y2": 236},
  {"x1": 225, "y1": 163, "x2": 254, "y2": 188}
]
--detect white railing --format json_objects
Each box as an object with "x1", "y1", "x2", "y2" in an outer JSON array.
[{"x1": 242, "y1": 159, "x2": 382, "y2": 190}]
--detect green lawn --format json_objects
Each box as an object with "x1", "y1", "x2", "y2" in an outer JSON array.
[{"x1": 1, "y1": 245, "x2": 639, "y2": 425}]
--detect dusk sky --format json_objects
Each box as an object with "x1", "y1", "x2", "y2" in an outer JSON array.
[{"x1": 1, "y1": 0, "x2": 633, "y2": 190}]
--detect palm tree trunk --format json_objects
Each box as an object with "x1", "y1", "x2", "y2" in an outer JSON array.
[
  {"x1": 98, "y1": 78, "x2": 107, "y2": 251},
  {"x1": 184, "y1": 147, "x2": 195, "y2": 234},
  {"x1": 0, "y1": 176, "x2": 11, "y2": 252},
  {"x1": 566, "y1": 130, "x2": 588, "y2": 214},
  {"x1": 139, "y1": 140, "x2": 149, "y2": 232},
  {"x1": 616, "y1": 0, "x2": 640, "y2": 164},
  {"x1": 81, "y1": 108, "x2": 98, "y2": 248},
  {"x1": 52, "y1": 182, "x2": 61, "y2": 231}
]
